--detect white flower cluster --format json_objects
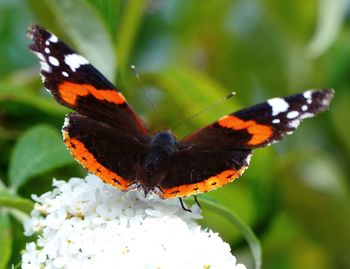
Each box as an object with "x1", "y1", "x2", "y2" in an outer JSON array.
[{"x1": 22, "y1": 174, "x2": 247, "y2": 269}]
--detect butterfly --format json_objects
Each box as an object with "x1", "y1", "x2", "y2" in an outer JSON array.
[{"x1": 27, "y1": 24, "x2": 334, "y2": 199}]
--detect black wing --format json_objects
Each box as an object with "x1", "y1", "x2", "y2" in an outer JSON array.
[
  {"x1": 63, "y1": 113, "x2": 149, "y2": 190},
  {"x1": 28, "y1": 25, "x2": 151, "y2": 191},
  {"x1": 159, "y1": 89, "x2": 334, "y2": 198},
  {"x1": 27, "y1": 24, "x2": 147, "y2": 135}
]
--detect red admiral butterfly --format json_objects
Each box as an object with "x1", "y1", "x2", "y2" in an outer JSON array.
[{"x1": 27, "y1": 25, "x2": 334, "y2": 199}]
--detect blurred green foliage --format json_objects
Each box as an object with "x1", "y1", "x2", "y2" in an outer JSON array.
[{"x1": 0, "y1": 0, "x2": 349, "y2": 268}]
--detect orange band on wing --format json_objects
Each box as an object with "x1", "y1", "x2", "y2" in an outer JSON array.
[
  {"x1": 58, "y1": 81, "x2": 126, "y2": 106},
  {"x1": 160, "y1": 167, "x2": 247, "y2": 198},
  {"x1": 63, "y1": 131, "x2": 130, "y2": 190},
  {"x1": 218, "y1": 115, "x2": 273, "y2": 145}
]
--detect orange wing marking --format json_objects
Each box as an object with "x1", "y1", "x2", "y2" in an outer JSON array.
[
  {"x1": 160, "y1": 167, "x2": 247, "y2": 198},
  {"x1": 58, "y1": 81, "x2": 126, "y2": 106},
  {"x1": 63, "y1": 131, "x2": 130, "y2": 190},
  {"x1": 218, "y1": 115, "x2": 273, "y2": 145}
]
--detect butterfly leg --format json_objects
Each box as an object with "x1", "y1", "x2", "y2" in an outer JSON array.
[
  {"x1": 179, "y1": 198, "x2": 191, "y2": 212},
  {"x1": 193, "y1": 195, "x2": 201, "y2": 208}
]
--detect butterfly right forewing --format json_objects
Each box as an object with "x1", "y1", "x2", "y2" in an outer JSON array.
[{"x1": 182, "y1": 89, "x2": 334, "y2": 149}]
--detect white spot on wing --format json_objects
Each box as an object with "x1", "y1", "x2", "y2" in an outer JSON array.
[
  {"x1": 44, "y1": 47, "x2": 50, "y2": 54},
  {"x1": 287, "y1": 111, "x2": 299, "y2": 119},
  {"x1": 303, "y1": 90, "x2": 313, "y2": 104},
  {"x1": 64, "y1": 54, "x2": 89, "y2": 72},
  {"x1": 289, "y1": 119, "x2": 300, "y2": 129},
  {"x1": 267, "y1": 97, "x2": 289, "y2": 116},
  {"x1": 300, "y1": 112, "x2": 314, "y2": 119},
  {"x1": 48, "y1": 56, "x2": 59, "y2": 66},
  {"x1": 272, "y1": 119, "x2": 280, "y2": 124},
  {"x1": 63, "y1": 116, "x2": 70, "y2": 129},
  {"x1": 301, "y1": 105, "x2": 308, "y2": 111},
  {"x1": 245, "y1": 154, "x2": 252, "y2": 165},
  {"x1": 40, "y1": 62, "x2": 51, "y2": 72},
  {"x1": 34, "y1": 51, "x2": 45, "y2": 62},
  {"x1": 45, "y1": 40, "x2": 50, "y2": 46},
  {"x1": 48, "y1": 34, "x2": 58, "y2": 43},
  {"x1": 62, "y1": 115, "x2": 71, "y2": 138},
  {"x1": 62, "y1": 71, "x2": 69, "y2": 77},
  {"x1": 34, "y1": 52, "x2": 51, "y2": 72}
]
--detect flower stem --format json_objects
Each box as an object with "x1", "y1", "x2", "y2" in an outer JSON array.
[{"x1": 198, "y1": 197, "x2": 262, "y2": 269}]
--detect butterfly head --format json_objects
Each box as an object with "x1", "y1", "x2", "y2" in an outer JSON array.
[{"x1": 150, "y1": 131, "x2": 178, "y2": 154}]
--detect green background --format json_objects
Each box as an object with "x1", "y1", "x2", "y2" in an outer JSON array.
[{"x1": 0, "y1": 0, "x2": 349, "y2": 268}]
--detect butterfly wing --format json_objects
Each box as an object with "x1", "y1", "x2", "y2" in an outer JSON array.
[
  {"x1": 160, "y1": 147, "x2": 252, "y2": 198},
  {"x1": 63, "y1": 113, "x2": 149, "y2": 190},
  {"x1": 28, "y1": 25, "x2": 150, "y2": 189},
  {"x1": 27, "y1": 24, "x2": 147, "y2": 135},
  {"x1": 182, "y1": 89, "x2": 334, "y2": 149},
  {"x1": 159, "y1": 89, "x2": 334, "y2": 198}
]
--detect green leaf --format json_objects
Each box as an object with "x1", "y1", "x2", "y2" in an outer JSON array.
[
  {"x1": 9, "y1": 125, "x2": 75, "y2": 189},
  {"x1": 29, "y1": 0, "x2": 116, "y2": 81},
  {"x1": 0, "y1": 83, "x2": 67, "y2": 117},
  {"x1": 199, "y1": 197, "x2": 262, "y2": 269},
  {"x1": 330, "y1": 90, "x2": 350, "y2": 155},
  {"x1": 306, "y1": 0, "x2": 347, "y2": 58},
  {"x1": 279, "y1": 151, "x2": 350, "y2": 257},
  {"x1": 0, "y1": 211, "x2": 12, "y2": 269},
  {"x1": 85, "y1": 0, "x2": 121, "y2": 37},
  {"x1": 0, "y1": 190, "x2": 34, "y2": 215},
  {"x1": 116, "y1": 0, "x2": 147, "y2": 74}
]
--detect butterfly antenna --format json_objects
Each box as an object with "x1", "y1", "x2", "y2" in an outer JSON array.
[
  {"x1": 131, "y1": 65, "x2": 159, "y2": 115},
  {"x1": 171, "y1": 91, "x2": 236, "y2": 132}
]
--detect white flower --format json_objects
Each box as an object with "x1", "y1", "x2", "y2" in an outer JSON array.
[{"x1": 21, "y1": 174, "x2": 247, "y2": 269}]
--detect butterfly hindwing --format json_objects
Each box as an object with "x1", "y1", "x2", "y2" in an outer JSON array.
[
  {"x1": 63, "y1": 113, "x2": 149, "y2": 190},
  {"x1": 159, "y1": 147, "x2": 251, "y2": 198},
  {"x1": 27, "y1": 24, "x2": 147, "y2": 135}
]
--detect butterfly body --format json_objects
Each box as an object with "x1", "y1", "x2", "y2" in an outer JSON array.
[
  {"x1": 138, "y1": 131, "x2": 178, "y2": 193},
  {"x1": 28, "y1": 25, "x2": 334, "y2": 199}
]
